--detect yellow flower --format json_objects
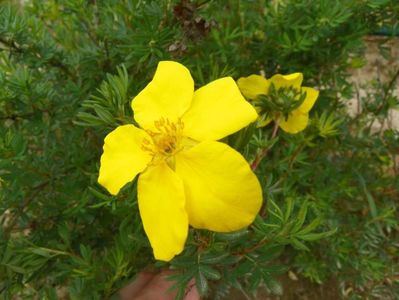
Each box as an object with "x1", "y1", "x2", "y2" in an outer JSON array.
[
  {"x1": 237, "y1": 73, "x2": 319, "y2": 134},
  {"x1": 98, "y1": 61, "x2": 263, "y2": 261}
]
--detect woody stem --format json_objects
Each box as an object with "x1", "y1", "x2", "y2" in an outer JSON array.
[{"x1": 251, "y1": 119, "x2": 279, "y2": 170}]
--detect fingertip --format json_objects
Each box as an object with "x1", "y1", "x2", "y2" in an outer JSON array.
[
  {"x1": 184, "y1": 278, "x2": 200, "y2": 300},
  {"x1": 119, "y1": 272, "x2": 156, "y2": 300}
]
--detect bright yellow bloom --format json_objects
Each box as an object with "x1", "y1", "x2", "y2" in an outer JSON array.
[
  {"x1": 98, "y1": 61, "x2": 262, "y2": 261},
  {"x1": 237, "y1": 73, "x2": 319, "y2": 134}
]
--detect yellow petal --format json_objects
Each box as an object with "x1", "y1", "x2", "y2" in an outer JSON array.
[
  {"x1": 270, "y1": 72, "x2": 303, "y2": 90},
  {"x1": 279, "y1": 110, "x2": 309, "y2": 134},
  {"x1": 182, "y1": 77, "x2": 258, "y2": 141},
  {"x1": 237, "y1": 74, "x2": 270, "y2": 99},
  {"x1": 138, "y1": 162, "x2": 188, "y2": 261},
  {"x1": 298, "y1": 87, "x2": 319, "y2": 113},
  {"x1": 132, "y1": 61, "x2": 194, "y2": 130},
  {"x1": 98, "y1": 125, "x2": 152, "y2": 195},
  {"x1": 175, "y1": 141, "x2": 262, "y2": 232}
]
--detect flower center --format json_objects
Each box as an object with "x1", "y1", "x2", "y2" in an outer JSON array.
[{"x1": 142, "y1": 118, "x2": 184, "y2": 157}]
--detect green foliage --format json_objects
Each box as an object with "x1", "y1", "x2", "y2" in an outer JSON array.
[{"x1": 1, "y1": 0, "x2": 398, "y2": 299}]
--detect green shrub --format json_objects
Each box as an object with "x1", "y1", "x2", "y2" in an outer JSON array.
[{"x1": 1, "y1": 0, "x2": 398, "y2": 299}]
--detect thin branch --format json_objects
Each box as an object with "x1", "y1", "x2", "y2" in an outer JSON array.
[
  {"x1": 0, "y1": 112, "x2": 35, "y2": 120},
  {"x1": 251, "y1": 120, "x2": 279, "y2": 170},
  {"x1": 0, "y1": 36, "x2": 76, "y2": 80},
  {"x1": 3, "y1": 181, "x2": 49, "y2": 239},
  {"x1": 235, "y1": 239, "x2": 269, "y2": 256}
]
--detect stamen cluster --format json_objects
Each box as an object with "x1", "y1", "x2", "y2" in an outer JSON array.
[{"x1": 142, "y1": 118, "x2": 184, "y2": 157}]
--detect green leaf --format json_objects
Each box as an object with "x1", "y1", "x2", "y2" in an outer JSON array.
[
  {"x1": 195, "y1": 270, "x2": 209, "y2": 296},
  {"x1": 200, "y1": 252, "x2": 230, "y2": 264},
  {"x1": 292, "y1": 200, "x2": 309, "y2": 233},
  {"x1": 215, "y1": 229, "x2": 249, "y2": 241},
  {"x1": 356, "y1": 172, "x2": 378, "y2": 218},
  {"x1": 30, "y1": 248, "x2": 53, "y2": 258},
  {"x1": 248, "y1": 270, "x2": 262, "y2": 295},
  {"x1": 200, "y1": 265, "x2": 221, "y2": 280},
  {"x1": 2, "y1": 263, "x2": 26, "y2": 274},
  {"x1": 263, "y1": 264, "x2": 289, "y2": 275},
  {"x1": 268, "y1": 198, "x2": 284, "y2": 223},
  {"x1": 290, "y1": 238, "x2": 310, "y2": 251},
  {"x1": 79, "y1": 244, "x2": 91, "y2": 262},
  {"x1": 297, "y1": 228, "x2": 337, "y2": 241},
  {"x1": 284, "y1": 197, "x2": 294, "y2": 222},
  {"x1": 88, "y1": 186, "x2": 114, "y2": 203},
  {"x1": 258, "y1": 245, "x2": 284, "y2": 262},
  {"x1": 296, "y1": 217, "x2": 322, "y2": 235},
  {"x1": 262, "y1": 274, "x2": 283, "y2": 295}
]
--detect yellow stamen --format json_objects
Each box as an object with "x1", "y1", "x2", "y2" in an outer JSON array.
[{"x1": 141, "y1": 118, "x2": 184, "y2": 157}]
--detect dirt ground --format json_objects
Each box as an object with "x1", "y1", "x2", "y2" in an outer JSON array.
[{"x1": 348, "y1": 36, "x2": 399, "y2": 130}]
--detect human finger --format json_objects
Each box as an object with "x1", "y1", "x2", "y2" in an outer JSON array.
[{"x1": 119, "y1": 272, "x2": 156, "y2": 300}]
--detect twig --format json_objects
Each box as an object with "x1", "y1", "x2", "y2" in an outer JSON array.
[
  {"x1": 0, "y1": 112, "x2": 35, "y2": 120},
  {"x1": 251, "y1": 120, "x2": 279, "y2": 170},
  {"x1": 0, "y1": 36, "x2": 76, "y2": 80},
  {"x1": 383, "y1": 68, "x2": 399, "y2": 104},
  {"x1": 236, "y1": 238, "x2": 269, "y2": 256},
  {"x1": 3, "y1": 181, "x2": 49, "y2": 239}
]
